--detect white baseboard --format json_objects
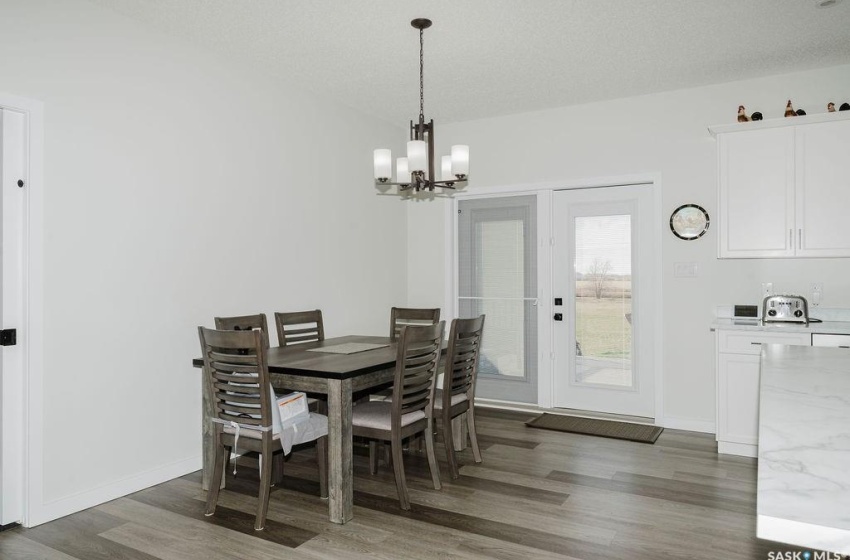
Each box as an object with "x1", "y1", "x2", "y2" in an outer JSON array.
[
  {"x1": 660, "y1": 416, "x2": 716, "y2": 434},
  {"x1": 25, "y1": 455, "x2": 201, "y2": 527}
]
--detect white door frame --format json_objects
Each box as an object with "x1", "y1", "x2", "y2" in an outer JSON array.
[
  {"x1": 0, "y1": 91, "x2": 44, "y2": 528},
  {"x1": 445, "y1": 173, "x2": 664, "y2": 424}
]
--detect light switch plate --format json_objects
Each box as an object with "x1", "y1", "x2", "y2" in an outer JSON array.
[{"x1": 673, "y1": 262, "x2": 698, "y2": 277}]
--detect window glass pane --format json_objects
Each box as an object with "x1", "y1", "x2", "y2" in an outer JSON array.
[{"x1": 574, "y1": 214, "x2": 633, "y2": 388}]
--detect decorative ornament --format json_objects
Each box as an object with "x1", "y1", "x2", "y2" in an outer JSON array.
[
  {"x1": 828, "y1": 102, "x2": 836, "y2": 112},
  {"x1": 840, "y1": 103, "x2": 850, "y2": 111},
  {"x1": 737, "y1": 105, "x2": 750, "y2": 122},
  {"x1": 751, "y1": 112, "x2": 763, "y2": 121},
  {"x1": 796, "y1": 109, "x2": 807, "y2": 116},
  {"x1": 784, "y1": 100, "x2": 796, "y2": 117}
]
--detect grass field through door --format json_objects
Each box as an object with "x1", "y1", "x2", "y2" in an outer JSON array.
[{"x1": 575, "y1": 296, "x2": 632, "y2": 359}]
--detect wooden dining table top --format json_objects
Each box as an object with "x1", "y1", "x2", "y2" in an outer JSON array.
[{"x1": 192, "y1": 335, "x2": 399, "y2": 380}]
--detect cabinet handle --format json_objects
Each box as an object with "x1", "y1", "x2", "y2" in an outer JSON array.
[
  {"x1": 798, "y1": 229, "x2": 802, "y2": 249},
  {"x1": 751, "y1": 342, "x2": 762, "y2": 345},
  {"x1": 840, "y1": 346, "x2": 849, "y2": 349},
  {"x1": 789, "y1": 229, "x2": 793, "y2": 249}
]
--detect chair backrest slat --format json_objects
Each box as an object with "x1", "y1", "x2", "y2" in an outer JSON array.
[
  {"x1": 198, "y1": 326, "x2": 272, "y2": 430},
  {"x1": 275, "y1": 310, "x2": 324, "y2": 347},
  {"x1": 389, "y1": 307, "x2": 440, "y2": 342},
  {"x1": 214, "y1": 314, "x2": 270, "y2": 349},
  {"x1": 443, "y1": 316, "x2": 485, "y2": 408},
  {"x1": 392, "y1": 321, "x2": 444, "y2": 420}
]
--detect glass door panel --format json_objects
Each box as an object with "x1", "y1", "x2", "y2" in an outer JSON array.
[
  {"x1": 457, "y1": 195, "x2": 538, "y2": 403},
  {"x1": 574, "y1": 214, "x2": 633, "y2": 389}
]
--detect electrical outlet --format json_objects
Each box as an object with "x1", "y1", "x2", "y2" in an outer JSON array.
[{"x1": 811, "y1": 283, "x2": 823, "y2": 307}]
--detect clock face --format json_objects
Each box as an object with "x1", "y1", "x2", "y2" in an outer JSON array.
[{"x1": 670, "y1": 204, "x2": 710, "y2": 240}]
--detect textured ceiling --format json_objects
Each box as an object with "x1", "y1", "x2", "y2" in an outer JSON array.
[{"x1": 93, "y1": 0, "x2": 850, "y2": 125}]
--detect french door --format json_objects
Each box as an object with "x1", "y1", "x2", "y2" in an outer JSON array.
[{"x1": 552, "y1": 185, "x2": 656, "y2": 418}]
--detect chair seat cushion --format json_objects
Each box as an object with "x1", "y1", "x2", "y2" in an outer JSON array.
[
  {"x1": 433, "y1": 389, "x2": 468, "y2": 410},
  {"x1": 223, "y1": 424, "x2": 280, "y2": 440},
  {"x1": 352, "y1": 401, "x2": 426, "y2": 431}
]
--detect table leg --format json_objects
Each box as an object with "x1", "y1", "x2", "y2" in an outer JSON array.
[{"x1": 327, "y1": 378, "x2": 353, "y2": 524}]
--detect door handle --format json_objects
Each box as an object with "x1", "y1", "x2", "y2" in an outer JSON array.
[{"x1": 553, "y1": 313, "x2": 563, "y2": 321}]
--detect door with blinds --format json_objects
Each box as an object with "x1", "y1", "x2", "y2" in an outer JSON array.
[{"x1": 457, "y1": 196, "x2": 538, "y2": 403}]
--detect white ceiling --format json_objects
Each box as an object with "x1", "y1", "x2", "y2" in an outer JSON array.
[{"x1": 94, "y1": 0, "x2": 850, "y2": 125}]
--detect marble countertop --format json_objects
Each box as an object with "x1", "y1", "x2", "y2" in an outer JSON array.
[
  {"x1": 712, "y1": 318, "x2": 850, "y2": 335},
  {"x1": 757, "y1": 344, "x2": 850, "y2": 554}
]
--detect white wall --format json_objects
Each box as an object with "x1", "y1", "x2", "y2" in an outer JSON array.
[
  {"x1": 408, "y1": 64, "x2": 850, "y2": 429},
  {"x1": 0, "y1": 0, "x2": 406, "y2": 524}
]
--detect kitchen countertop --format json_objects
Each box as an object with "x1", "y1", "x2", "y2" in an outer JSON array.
[
  {"x1": 757, "y1": 344, "x2": 850, "y2": 554},
  {"x1": 711, "y1": 318, "x2": 850, "y2": 334}
]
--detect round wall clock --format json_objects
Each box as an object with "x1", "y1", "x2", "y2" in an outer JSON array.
[{"x1": 670, "y1": 204, "x2": 710, "y2": 240}]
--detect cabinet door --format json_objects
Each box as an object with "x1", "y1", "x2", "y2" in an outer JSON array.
[
  {"x1": 717, "y1": 353, "x2": 761, "y2": 445},
  {"x1": 718, "y1": 127, "x2": 795, "y2": 258},
  {"x1": 796, "y1": 120, "x2": 850, "y2": 257}
]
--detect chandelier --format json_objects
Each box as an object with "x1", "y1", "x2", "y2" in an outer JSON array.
[{"x1": 373, "y1": 18, "x2": 469, "y2": 193}]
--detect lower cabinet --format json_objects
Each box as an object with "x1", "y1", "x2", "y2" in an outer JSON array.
[{"x1": 715, "y1": 330, "x2": 811, "y2": 457}]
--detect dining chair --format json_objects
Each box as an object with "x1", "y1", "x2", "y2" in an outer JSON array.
[
  {"x1": 198, "y1": 326, "x2": 328, "y2": 531},
  {"x1": 352, "y1": 321, "x2": 444, "y2": 510},
  {"x1": 389, "y1": 307, "x2": 441, "y2": 342},
  {"x1": 436, "y1": 315, "x2": 485, "y2": 479},
  {"x1": 214, "y1": 313, "x2": 270, "y2": 349},
  {"x1": 274, "y1": 309, "x2": 324, "y2": 347}
]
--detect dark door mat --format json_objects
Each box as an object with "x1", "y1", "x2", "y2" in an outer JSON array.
[{"x1": 525, "y1": 413, "x2": 663, "y2": 444}]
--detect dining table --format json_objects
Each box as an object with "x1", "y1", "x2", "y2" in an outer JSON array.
[{"x1": 192, "y1": 334, "x2": 453, "y2": 525}]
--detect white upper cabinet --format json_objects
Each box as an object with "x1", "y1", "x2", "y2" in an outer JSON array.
[
  {"x1": 712, "y1": 114, "x2": 850, "y2": 259},
  {"x1": 795, "y1": 120, "x2": 850, "y2": 257}
]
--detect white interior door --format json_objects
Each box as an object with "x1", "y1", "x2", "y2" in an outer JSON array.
[
  {"x1": 0, "y1": 107, "x2": 26, "y2": 526},
  {"x1": 552, "y1": 185, "x2": 656, "y2": 418}
]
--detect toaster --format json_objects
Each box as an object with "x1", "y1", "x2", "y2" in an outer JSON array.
[{"x1": 762, "y1": 295, "x2": 809, "y2": 325}]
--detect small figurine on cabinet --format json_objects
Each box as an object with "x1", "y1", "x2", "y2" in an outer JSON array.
[
  {"x1": 784, "y1": 100, "x2": 796, "y2": 117},
  {"x1": 796, "y1": 108, "x2": 807, "y2": 116},
  {"x1": 751, "y1": 111, "x2": 763, "y2": 121},
  {"x1": 840, "y1": 103, "x2": 850, "y2": 111},
  {"x1": 737, "y1": 106, "x2": 750, "y2": 122},
  {"x1": 828, "y1": 102, "x2": 836, "y2": 112}
]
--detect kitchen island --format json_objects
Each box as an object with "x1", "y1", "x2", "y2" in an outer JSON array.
[{"x1": 758, "y1": 344, "x2": 850, "y2": 554}]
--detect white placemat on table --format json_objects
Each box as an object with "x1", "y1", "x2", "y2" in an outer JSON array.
[{"x1": 306, "y1": 342, "x2": 389, "y2": 355}]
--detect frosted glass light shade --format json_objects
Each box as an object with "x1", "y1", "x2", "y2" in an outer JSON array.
[
  {"x1": 451, "y1": 145, "x2": 469, "y2": 177},
  {"x1": 373, "y1": 149, "x2": 392, "y2": 181},
  {"x1": 407, "y1": 140, "x2": 428, "y2": 173},
  {"x1": 441, "y1": 155, "x2": 453, "y2": 181},
  {"x1": 396, "y1": 157, "x2": 410, "y2": 184}
]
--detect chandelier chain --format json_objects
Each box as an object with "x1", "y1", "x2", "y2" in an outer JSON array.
[{"x1": 419, "y1": 26, "x2": 424, "y2": 120}]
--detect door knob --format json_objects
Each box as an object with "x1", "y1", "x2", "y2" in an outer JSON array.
[{"x1": 553, "y1": 313, "x2": 563, "y2": 321}]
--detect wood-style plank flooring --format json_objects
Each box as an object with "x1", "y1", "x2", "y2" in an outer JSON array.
[{"x1": 0, "y1": 408, "x2": 814, "y2": 560}]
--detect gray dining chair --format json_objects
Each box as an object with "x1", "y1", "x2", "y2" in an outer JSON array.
[
  {"x1": 274, "y1": 309, "x2": 324, "y2": 347},
  {"x1": 389, "y1": 307, "x2": 441, "y2": 341},
  {"x1": 198, "y1": 326, "x2": 328, "y2": 531},
  {"x1": 214, "y1": 313, "x2": 270, "y2": 348},
  {"x1": 436, "y1": 315, "x2": 485, "y2": 478},
  {"x1": 352, "y1": 321, "x2": 444, "y2": 510}
]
